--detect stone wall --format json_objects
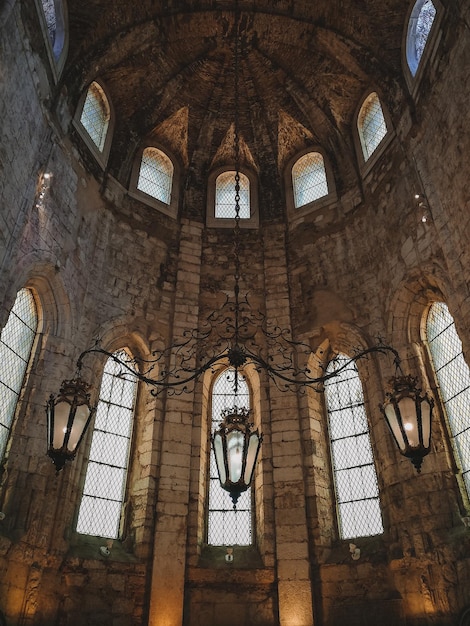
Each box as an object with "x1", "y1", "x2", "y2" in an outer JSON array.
[{"x1": 1, "y1": 1, "x2": 470, "y2": 626}]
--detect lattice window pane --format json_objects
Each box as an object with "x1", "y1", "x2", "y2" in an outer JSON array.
[
  {"x1": 215, "y1": 171, "x2": 250, "y2": 219},
  {"x1": 76, "y1": 349, "x2": 137, "y2": 538},
  {"x1": 80, "y1": 82, "x2": 110, "y2": 152},
  {"x1": 41, "y1": 0, "x2": 57, "y2": 44},
  {"x1": 426, "y1": 302, "x2": 470, "y2": 495},
  {"x1": 137, "y1": 148, "x2": 173, "y2": 205},
  {"x1": 208, "y1": 368, "x2": 253, "y2": 545},
  {"x1": 0, "y1": 289, "x2": 37, "y2": 462},
  {"x1": 292, "y1": 152, "x2": 328, "y2": 208},
  {"x1": 325, "y1": 355, "x2": 383, "y2": 539},
  {"x1": 358, "y1": 93, "x2": 387, "y2": 160}
]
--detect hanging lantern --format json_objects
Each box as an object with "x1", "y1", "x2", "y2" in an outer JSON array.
[
  {"x1": 381, "y1": 374, "x2": 434, "y2": 472},
  {"x1": 46, "y1": 378, "x2": 96, "y2": 472},
  {"x1": 212, "y1": 406, "x2": 262, "y2": 508}
]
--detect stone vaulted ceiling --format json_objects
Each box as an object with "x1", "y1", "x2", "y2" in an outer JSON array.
[{"x1": 58, "y1": 0, "x2": 411, "y2": 219}]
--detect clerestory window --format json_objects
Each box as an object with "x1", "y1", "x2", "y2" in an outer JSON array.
[
  {"x1": 406, "y1": 0, "x2": 437, "y2": 77},
  {"x1": 39, "y1": 0, "x2": 66, "y2": 62},
  {"x1": 215, "y1": 171, "x2": 250, "y2": 219},
  {"x1": 324, "y1": 354, "x2": 384, "y2": 539},
  {"x1": 357, "y1": 92, "x2": 388, "y2": 162},
  {"x1": 79, "y1": 82, "x2": 111, "y2": 153},
  {"x1": 292, "y1": 152, "x2": 329, "y2": 208},
  {"x1": 208, "y1": 368, "x2": 253, "y2": 545},
  {"x1": 425, "y1": 302, "x2": 470, "y2": 497},
  {"x1": 137, "y1": 148, "x2": 173, "y2": 205},
  {"x1": 0, "y1": 289, "x2": 38, "y2": 463},
  {"x1": 76, "y1": 349, "x2": 138, "y2": 539}
]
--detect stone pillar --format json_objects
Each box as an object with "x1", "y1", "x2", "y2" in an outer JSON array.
[
  {"x1": 148, "y1": 219, "x2": 203, "y2": 626},
  {"x1": 263, "y1": 225, "x2": 315, "y2": 626}
]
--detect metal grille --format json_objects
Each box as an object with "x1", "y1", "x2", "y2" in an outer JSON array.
[
  {"x1": 41, "y1": 0, "x2": 56, "y2": 44},
  {"x1": 325, "y1": 355, "x2": 384, "y2": 539},
  {"x1": 415, "y1": 1, "x2": 436, "y2": 64},
  {"x1": 0, "y1": 289, "x2": 37, "y2": 462},
  {"x1": 426, "y1": 302, "x2": 470, "y2": 496},
  {"x1": 80, "y1": 82, "x2": 110, "y2": 152},
  {"x1": 137, "y1": 147, "x2": 173, "y2": 204},
  {"x1": 208, "y1": 369, "x2": 252, "y2": 545},
  {"x1": 359, "y1": 93, "x2": 387, "y2": 160},
  {"x1": 76, "y1": 350, "x2": 137, "y2": 538},
  {"x1": 215, "y1": 171, "x2": 250, "y2": 219},
  {"x1": 292, "y1": 152, "x2": 328, "y2": 208}
]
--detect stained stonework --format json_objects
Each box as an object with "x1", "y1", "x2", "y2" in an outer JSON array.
[{"x1": 2, "y1": 0, "x2": 470, "y2": 625}]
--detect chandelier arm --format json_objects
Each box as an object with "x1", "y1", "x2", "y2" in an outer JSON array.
[{"x1": 244, "y1": 345, "x2": 401, "y2": 388}]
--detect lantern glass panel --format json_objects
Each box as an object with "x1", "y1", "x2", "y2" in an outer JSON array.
[
  {"x1": 226, "y1": 430, "x2": 244, "y2": 482},
  {"x1": 397, "y1": 396, "x2": 420, "y2": 448},
  {"x1": 244, "y1": 432, "x2": 260, "y2": 484},
  {"x1": 384, "y1": 403, "x2": 407, "y2": 452},
  {"x1": 213, "y1": 432, "x2": 226, "y2": 484}
]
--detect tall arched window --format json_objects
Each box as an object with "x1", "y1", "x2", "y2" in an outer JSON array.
[
  {"x1": 406, "y1": 0, "x2": 437, "y2": 77},
  {"x1": 292, "y1": 152, "x2": 329, "y2": 208},
  {"x1": 79, "y1": 82, "x2": 111, "y2": 153},
  {"x1": 76, "y1": 349, "x2": 138, "y2": 539},
  {"x1": 426, "y1": 302, "x2": 470, "y2": 497},
  {"x1": 0, "y1": 289, "x2": 38, "y2": 462},
  {"x1": 357, "y1": 92, "x2": 388, "y2": 161},
  {"x1": 324, "y1": 355, "x2": 383, "y2": 539},
  {"x1": 208, "y1": 369, "x2": 253, "y2": 545},
  {"x1": 215, "y1": 171, "x2": 250, "y2": 219},
  {"x1": 137, "y1": 147, "x2": 173, "y2": 205}
]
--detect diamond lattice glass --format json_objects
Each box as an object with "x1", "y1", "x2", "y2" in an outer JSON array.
[
  {"x1": 137, "y1": 148, "x2": 173, "y2": 204},
  {"x1": 207, "y1": 369, "x2": 252, "y2": 545},
  {"x1": 325, "y1": 356, "x2": 383, "y2": 539},
  {"x1": 359, "y1": 93, "x2": 387, "y2": 160},
  {"x1": 76, "y1": 350, "x2": 137, "y2": 538},
  {"x1": 427, "y1": 302, "x2": 470, "y2": 494},
  {"x1": 415, "y1": 1, "x2": 436, "y2": 65},
  {"x1": 80, "y1": 82, "x2": 110, "y2": 151},
  {"x1": 292, "y1": 152, "x2": 328, "y2": 208},
  {"x1": 215, "y1": 172, "x2": 250, "y2": 219},
  {"x1": 0, "y1": 289, "x2": 37, "y2": 462}
]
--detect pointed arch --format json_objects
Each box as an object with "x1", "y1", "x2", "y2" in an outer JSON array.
[{"x1": 357, "y1": 92, "x2": 388, "y2": 162}]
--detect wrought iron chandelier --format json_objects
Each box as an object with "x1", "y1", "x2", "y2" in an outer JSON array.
[{"x1": 46, "y1": 1, "x2": 434, "y2": 486}]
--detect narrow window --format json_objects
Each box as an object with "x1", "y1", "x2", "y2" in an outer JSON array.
[
  {"x1": 208, "y1": 369, "x2": 252, "y2": 545},
  {"x1": 40, "y1": 0, "x2": 65, "y2": 60},
  {"x1": 357, "y1": 92, "x2": 388, "y2": 161},
  {"x1": 324, "y1": 355, "x2": 383, "y2": 539},
  {"x1": 292, "y1": 152, "x2": 329, "y2": 208},
  {"x1": 215, "y1": 171, "x2": 250, "y2": 219},
  {"x1": 406, "y1": 0, "x2": 437, "y2": 76},
  {"x1": 76, "y1": 349, "x2": 138, "y2": 539},
  {"x1": 79, "y1": 82, "x2": 111, "y2": 152},
  {"x1": 137, "y1": 148, "x2": 173, "y2": 205},
  {"x1": 426, "y1": 302, "x2": 470, "y2": 496},
  {"x1": 0, "y1": 289, "x2": 38, "y2": 462}
]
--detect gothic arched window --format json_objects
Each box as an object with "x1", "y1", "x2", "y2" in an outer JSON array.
[
  {"x1": 79, "y1": 82, "x2": 111, "y2": 153},
  {"x1": 426, "y1": 302, "x2": 470, "y2": 497},
  {"x1": 0, "y1": 289, "x2": 38, "y2": 462},
  {"x1": 406, "y1": 0, "x2": 437, "y2": 77},
  {"x1": 357, "y1": 92, "x2": 388, "y2": 161},
  {"x1": 208, "y1": 369, "x2": 253, "y2": 545},
  {"x1": 137, "y1": 148, "x2": 173, "y2": 205},
  {"x1": 324, "y1": 355, "x2": 383, "y2": 539},
  {"x1": 292, "y1": 152, "x2": 329, "y2": 208},
  {"x1": 76, "y1": 349, "x2": 138, "y2": 539},
  {"x1": 215, "y1": 171, "x2": 250, "y2": 219}
]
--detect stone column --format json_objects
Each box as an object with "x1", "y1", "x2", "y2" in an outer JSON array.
[
  {"x1": 148, "y1": 219, "x2": 203, "y2": 626},
  {"x1": 263, "y1": 224, "x2": 315, "y2": 626}
]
